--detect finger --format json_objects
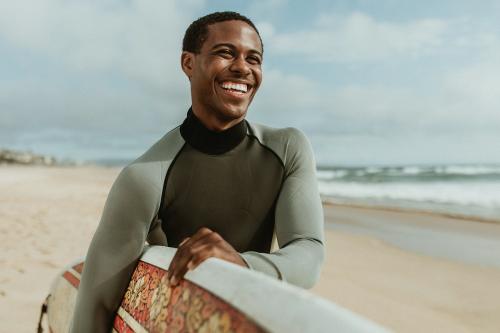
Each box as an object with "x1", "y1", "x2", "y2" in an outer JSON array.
[
  {"x1": 168, "y1": 229, "x2": 222, "y2": 284},
  {"x1": 167, "y1": 228, "x2": 213, "y2": 280},
  {"x1": 169, "y1": 237, "x2": 190, "y2": 273},
  {"x1": 168, "y1": 248, "x2": 190, "y2": 286},
  {"x1": 179, "y1": 237, "x2": 190, "y2": 247},
  {"x1": 168, "y1": 246, "x2": 191, "y2": 282},
  {"x1": 170, "y1": 262, "x2": 190, "y2": 286},
  {"x1": 187, "y1": 231, "x2": 223, "y2": 251},
  {"x1": 187, "y1": 239, "x2": 246, "y2": 270},
  {"x1": 168, "y1": 244, "x2": 188, "y2": 280},
  {"x1": 182, "y1": 230, "x2": 230, "y2": 263},
  {"x1": 167, "y1": 248, "x2": 181, "y2": 279},
  {"x1": 185, "y1": 235, "x2": 235, "y2": 271},
  {"x1": 184, "y1": 227, "x2": 214, "y2": 246},
  {"x1": 186, "y1": 245, "x2": 219, "y2": 271},
  {"x1": 167, "y1": 229, "x2": 212, "y2": 279},
  {"x1": 169, "y1": 243, "x2": 211, "y2": 286}
]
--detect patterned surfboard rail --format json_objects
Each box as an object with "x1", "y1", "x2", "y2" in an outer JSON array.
[{"x1": 45, "y1": 246, "x2": 389, "y2": 333}]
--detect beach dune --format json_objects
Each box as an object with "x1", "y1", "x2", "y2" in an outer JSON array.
[{"x1": 0, "y1": 165, "x2": 499, "y2": 332}]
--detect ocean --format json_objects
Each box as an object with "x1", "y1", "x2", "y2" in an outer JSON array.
[
  {"x1": 59, "y1": 156, "x2": 500, "y2": 222},
  {"x1": 317, "y1": 164, "x2": 500, "y2": 222}
]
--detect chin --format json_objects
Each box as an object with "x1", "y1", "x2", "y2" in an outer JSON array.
[{"x1": 218, "y1": 104, "x2": 248, "y2": 120}]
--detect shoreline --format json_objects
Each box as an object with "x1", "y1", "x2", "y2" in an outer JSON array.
[{"x1": 322, "y1": 199, "x2": 500, "y2": 225}]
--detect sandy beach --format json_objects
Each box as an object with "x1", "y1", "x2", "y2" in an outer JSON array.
[{"x1": 1, "y1": 165, "x2": 499, "y2": 332}]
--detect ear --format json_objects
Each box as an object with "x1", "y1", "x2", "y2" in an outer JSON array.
[{"x1": 181, "y1": 51, "x2": 195, "y2": 79}]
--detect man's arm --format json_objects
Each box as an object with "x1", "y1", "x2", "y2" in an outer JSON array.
[
  {"x1": 70, "y1": 164, "x2": 161, "y2": 333},
  {"x1": 240, "y1": 128, "x2": 325, "y2": 288}
]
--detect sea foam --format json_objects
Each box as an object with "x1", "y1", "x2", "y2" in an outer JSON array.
[{"x1": 317, "y1": 164, "x2": 500, "y2": 220}]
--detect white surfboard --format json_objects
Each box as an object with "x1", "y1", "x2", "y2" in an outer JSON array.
[{"x1": 43, "y1": 246, "x2": 389, "y2": 333}]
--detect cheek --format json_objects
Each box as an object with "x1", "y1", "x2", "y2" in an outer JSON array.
[
  {"x1": 192, "y1": 72, "x2": 214, "y2": 94},
  {"x1": 205, "y1": 58, "x2": 227, "y2": 76},
  {"x1": 202, "y1": 70, "x2": 222, "y2": 92},
  {"x1": 194, "y1": 60, "x2": 213, "y2": 81},
  {"x1": 253, "y1": 69, "x2": 263, "y2": 89}
]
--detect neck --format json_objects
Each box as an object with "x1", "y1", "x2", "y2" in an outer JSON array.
[
  {"x1": 180, "y1": 108, "x2": 248, "y2": 155},
  {"x1": 190, "y1": 105, "x2": 245, "y2": 132}
]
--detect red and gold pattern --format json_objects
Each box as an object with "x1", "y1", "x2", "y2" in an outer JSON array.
[
  {"x1": 62, "y1": 261, "x2": 266, "y2": 333},
  {"x1": 114, "y1": 314, "x2": 135, "y2": 333},
  {"x1": 114, "y1": 261, "x2": 267, "y2": 333}
]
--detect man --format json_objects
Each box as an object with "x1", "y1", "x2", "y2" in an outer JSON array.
[{"x1": 70, "y1": 11, "x2": 324, "y2": 332}]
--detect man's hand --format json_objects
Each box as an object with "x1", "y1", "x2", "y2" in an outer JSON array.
[{"x1": 167, "y1": 227, "x2": 248, "y2": 286}]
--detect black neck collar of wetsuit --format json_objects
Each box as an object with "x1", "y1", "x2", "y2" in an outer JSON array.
[{"x1": 180, "y1": 108, "x2": 248, "y2": 155}]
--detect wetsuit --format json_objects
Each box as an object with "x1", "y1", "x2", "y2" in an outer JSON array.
[{"x1": 70, "y1": 109, "x2": 325, "y2": 332}]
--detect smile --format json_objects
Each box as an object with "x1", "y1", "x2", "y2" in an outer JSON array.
[{"x1": 219, "y1": 81, "x2": 250, "y2": 94}]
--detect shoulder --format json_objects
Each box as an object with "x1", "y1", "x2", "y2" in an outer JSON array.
[
  {"x1": 116, "y1": 126, "x2": 185, "y2": 193},
  {"x1": 134, "y1": 126, "x2": 184, "y2": 164},
  {"x1": 246, "y1": 121, "x2": 315, "y2": 173},
  {"x1": 247, "y1": 121, "x2": 305, "y2": 141}
]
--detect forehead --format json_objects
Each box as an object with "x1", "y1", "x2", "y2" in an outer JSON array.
[{"x1": 203, "y1": 20, "x2": 262, "y2": 53}]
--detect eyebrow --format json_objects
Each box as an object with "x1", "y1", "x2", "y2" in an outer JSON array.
[{"x1": 211, "y1": 43, "x2": 263, "y2": 58}]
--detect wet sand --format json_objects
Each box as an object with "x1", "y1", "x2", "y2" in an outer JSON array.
[
  {"x1": 323, "y1": 203, "x2": 500, "y2": 267},
  {"x1": 1, "y1": 165, "x2": 499, "y2": 332},
  {"x1": 312, "y1": 204, "x2": 500, "y2": 332}
]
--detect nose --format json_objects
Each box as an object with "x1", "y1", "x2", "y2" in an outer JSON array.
[{"x1": 229, "y1": 55, "x2": 251, "y2": 75}]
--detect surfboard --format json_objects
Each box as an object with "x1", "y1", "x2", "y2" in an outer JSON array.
[{"x1": 44, "y1": 246, "x2": 388, "y2": 333}]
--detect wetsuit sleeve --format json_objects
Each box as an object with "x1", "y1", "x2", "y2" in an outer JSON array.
[
  {"x1": 70, "y1": 164, "x2": 161, "y2": 333},
  {"x1": 241, "y1": 129, "x2": 325, "y2": 288}
]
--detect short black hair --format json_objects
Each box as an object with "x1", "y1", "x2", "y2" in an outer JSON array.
[{"x1": 182, "y1": 11, "x2": 263, "y2": 54}]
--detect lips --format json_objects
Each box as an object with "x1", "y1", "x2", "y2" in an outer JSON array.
[
  {"x1": 220, "y1": 81, "x2": 248, "y2": 92},
  {"x1": 217, "y1": 80, "x2": 253, "y2": 99}
]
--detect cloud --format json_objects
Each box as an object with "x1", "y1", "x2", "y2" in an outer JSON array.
[
  {"x1": 0, "y1": 0, "x2": 205, "y2": 138},
  {"x1": 247, "y1": 0, "x2": 287, "y2": 20},
  {"x1": 251, "y1": 59, "x2": 500, "y2": 144},
  {"x1": 444, "y1": 62, "x2": 500, "y2": 116},
  {"x1": 250, "y1": 69, "x2": 434, "y2": 137},
  {"x1": 249, "y1": 68, "x2": 323, "y2": 127},
  {"x1": 419, "y1": 32, "x2": 500, "y2": 132},
  {"x1": 0, "y1": 0, "x2": 203, "y2": 94},
  {"x1": 255, "y1": 12, "x2": 500, "y2": 138},
  {"x1": 266, "y1": 12, "x2": 449, "y2": 63}
]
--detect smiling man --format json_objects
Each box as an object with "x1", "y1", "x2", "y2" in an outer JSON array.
[{"x1": 70, "y1": 11, "x2": 324, "y2": 332}]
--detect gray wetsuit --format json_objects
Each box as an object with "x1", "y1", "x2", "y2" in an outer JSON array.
[{"x1": 70, "y1": 109, "x2": 325, "y2": 332}]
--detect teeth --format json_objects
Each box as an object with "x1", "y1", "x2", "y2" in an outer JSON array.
[{"x1": 221, "y1": 82, "x2": 248, "y2": 93}]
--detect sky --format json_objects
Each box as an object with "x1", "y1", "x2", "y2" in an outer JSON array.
[{"x1": 1, "y1": 0, "x2": 500, "y2": 166}]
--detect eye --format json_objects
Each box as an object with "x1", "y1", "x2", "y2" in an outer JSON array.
[
  {"x1": 247, "y1": 56, "x2": 262, "y2": 65},
  {"x1": 216, "y1": 49, "x2": 233, "y2": 58}
]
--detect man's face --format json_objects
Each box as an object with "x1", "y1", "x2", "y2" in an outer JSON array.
[{"x1": 183, "y1": 20, "x2": 263, "y2": 125}]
